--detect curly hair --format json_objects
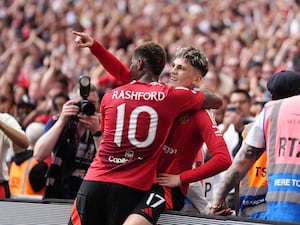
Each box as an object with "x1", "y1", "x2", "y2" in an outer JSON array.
[
  {"x1": 134, "y1": 41, "x2": 166, "y2": 76},
  {"x1": 175, "y1": 46, "x2": 209, "y2": 77}
]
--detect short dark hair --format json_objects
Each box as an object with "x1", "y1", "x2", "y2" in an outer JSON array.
[
  {"x1": 231, "y1": 88, "x2": 251, "y2": 101},
  {"x1": 52, "y1": 93, "x2": 70, "y2": 111},
  {"x1": 175, "y1": 46, "x2": 209, "y2": 76},
  {"x1": 55, "y1": 75, "x2": 69, "y2": 89},
  {"x1": 134, "y1": 42, "x2": 166, "y2": 76},
  {"x1": 247, "y1": 60, "x2": 263, "y2": 70}
]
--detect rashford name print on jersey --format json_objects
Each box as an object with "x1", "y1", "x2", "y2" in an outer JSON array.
[{"x1": 112, "y1": 89, "x2": 166, "y2": 101}]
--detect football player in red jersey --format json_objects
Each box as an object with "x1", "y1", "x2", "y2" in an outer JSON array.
[
  {"x1": 70, "y1": 32, "x2": 223, "y2": 225},
  {"x1": 126, "y1": 48, "x2": 231, "y2": 225},
  {"x1": 73, "y1": 31, "x2": 230, "y2": 225}
]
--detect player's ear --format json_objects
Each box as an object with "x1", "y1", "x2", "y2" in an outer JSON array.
[
  {"x1": 137, "y1": 58, "x2": 144, "y2": 71},
  {"x1": 193, "y1": 74, "x2": 203, "y2": 87}
]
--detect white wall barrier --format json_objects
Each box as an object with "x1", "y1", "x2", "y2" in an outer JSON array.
[{"x1": 0, "y1": 199, "x2": 299, "y2": 225}]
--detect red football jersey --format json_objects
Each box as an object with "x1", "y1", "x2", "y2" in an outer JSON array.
[
  {"x1": 85, "y1": 81, "x2": 204, "y2": 191},
  {"x1": 157, "y1": 110, "x2": 231, "y2": 195}
]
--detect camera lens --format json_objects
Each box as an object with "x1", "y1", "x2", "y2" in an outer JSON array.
[
  {"x1": 81, "y1": 101, "x2": 96, "y2": 116},
  {"x1": 79, "y1": 75, "x2": 91, "y2": 99},
  {"x1": 79, "y1": 76, "x2": 90, "y2": 87}
]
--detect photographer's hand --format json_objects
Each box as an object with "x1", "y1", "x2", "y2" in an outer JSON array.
[
  {"x1": 59, "y1": 99, "x2": 80, "y2": 124},
  {"x1": 72, "y1": 31, "x2": 94, "y2": 48},
  {"x1": 77, "y1": 114, "x2": 100, "y2": 133},
  {"x1": 78, "y1": 113, "x2": 102, "y2": 149}
]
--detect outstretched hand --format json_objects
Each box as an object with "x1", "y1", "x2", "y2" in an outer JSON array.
[
  {"x1": 156, "y1": 173, "x2": 181, "y2": 187},
  {"x1": 72, "y1": 31, "x2": 94, "y2": 48}
]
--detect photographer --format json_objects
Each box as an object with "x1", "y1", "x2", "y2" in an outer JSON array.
[{"x1": 33, "y1": 76, "x2": 101, "y2": 199}]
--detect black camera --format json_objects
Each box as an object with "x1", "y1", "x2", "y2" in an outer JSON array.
[
  {"x1": 226, "y1": 104, "x2": 238, "y2": 113},
  {"x1": 75, "y1": 75, "x2": 96, "y2": 116}
]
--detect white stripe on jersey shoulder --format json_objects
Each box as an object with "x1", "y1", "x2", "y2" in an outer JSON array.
[
  {"x1": 175, "y1": 86, "x2": 197, "y2": 94},
  {"x1": 149, "y1": 81, "x2": 161, "y2": 85},
  {"x1": 130, "y1": 80, "x2": 161, "y2": 85}
]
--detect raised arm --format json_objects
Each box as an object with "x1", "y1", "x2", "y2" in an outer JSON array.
[
  {"x1": 34, "y1": 99, "x2": 79, "y2": 161},
  {"x1": 72, "y1": 31, "x2": 131, "y2": 84}
]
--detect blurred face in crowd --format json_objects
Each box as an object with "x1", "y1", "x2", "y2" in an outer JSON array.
[
  {"x1": 230, "y1": 92, "x2": 252, "y2": 118},
  {"x1": 261, "y1": 63, "x2": 275, "y2": 82},
  {"x1": 169, "y1": 57, "x2": 202, "y2": 90},
  {"x1": 223, "y1": 57, "x2": 240, "y2": 81},
  {"x1": 16, "y1": 104, "x2": 35, "y2": 124},
  {"x1": 51, "y1": 93, "x2": 69, "y2": 114},
  {"x1": 28, "y1": 72, "x2": 43, "y2": 102},
  {"x1": 247, "y1": 64, "x2": 263, "y2": 80},
  {"x1": 54, "y1": 97, "x2": 67, "y2": 113},
  {"x1": 200, "y1": 70, "x2": 220, "y2": 92},
  {"x1": 14, "y1": 85, "x2": 27, "y2": 104},
  {"x1": 0, "y1": 94, "x2": 14, "y2": 114}
]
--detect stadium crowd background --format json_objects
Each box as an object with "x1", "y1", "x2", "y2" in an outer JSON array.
[
  {"x1": 1, "y1": 0, "x2": 300, "y2": 209},
  {"x1": 1, "y1": 0, "x2": 300, "y2": 112}
]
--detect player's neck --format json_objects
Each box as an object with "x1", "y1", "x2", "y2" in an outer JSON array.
[{"x1": 138, "y1": 73, "x2": 157, "y2": 83}]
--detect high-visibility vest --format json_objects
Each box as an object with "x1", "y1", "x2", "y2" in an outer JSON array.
[
  {"x1": 263, "y1": 96, "x2": 300, "y2": 223},
  {"x1": 239, "y1": 123, "x2": 267, "y2": 218},
  {"x1": 9, "y1": 157, "x2": 45, "y2": 197}
]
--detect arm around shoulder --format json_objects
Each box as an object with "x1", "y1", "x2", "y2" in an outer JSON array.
[{"x1": 201, "y1": 89, "x2": 222, "y2": 109}]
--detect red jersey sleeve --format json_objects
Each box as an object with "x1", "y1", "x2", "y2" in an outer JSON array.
[
  {"x1": 90, "y1": 39, "x2": 131, "y2": 84},
  {"x1": 179, "y1": 110, "x2": 232, "y2": 183},
  {"x1": 171, "y1": 87, "x2": 204, "y2": 113}
]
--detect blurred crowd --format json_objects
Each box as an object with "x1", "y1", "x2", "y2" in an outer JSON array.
[
  {"x1": 1, "y1": 0, "x2": 300, "y2": 126},
  {"x1": 1, "y1": 0, "x2": 300, "y2": 216}
]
